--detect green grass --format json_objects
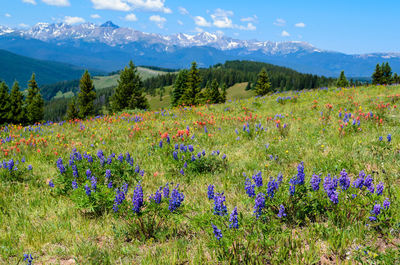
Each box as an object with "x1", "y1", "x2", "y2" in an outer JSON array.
[{"x1": 1, "y1": 85, "x2": 400, "y2": 264}]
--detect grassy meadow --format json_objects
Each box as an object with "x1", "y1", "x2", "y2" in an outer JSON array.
[{"x1": 1, "y1": 85, "x2": 400, "y2": 264}]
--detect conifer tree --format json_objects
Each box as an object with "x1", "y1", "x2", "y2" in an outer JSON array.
[
  {"x1": 245, "y1": 82, "x2": 252, "y2": 91},
  {"x1": 172, "y1": 69, "x2": 188, "y2": 107},
  {"x1": 0, "y1": 82, "x2": 10, "y2": 125},
  {"x1": 66, "y1": 98, "x2": 79, "y2": 120},
  {"x1": 210, "y1": 79, "x2": 221, "y2": 103},
  {"x1": 372, "y1": 63, "x2": 383, "y2": 85},
  {"x1": 8, "y1": 81, "x2": 25, "y2": 124},
  {"x1": 26, "y1": 73, "x2": 44, "y2": 124},
  {"x1": 255, "y1": 68, "x2": 271, "y2": 96},
  {"x1": 220, "y1": 83, "x2": 227, "y2": 103},
  {"x1": 393, "y1": 73, "x2": 399, "y2": 84},
  {"x1": 181, "y1": 62, "x2": 201, "y2": 105},
  {"x1": 77, "y1": 70, "x2": 96, "y2": 118},
  {"x1": 336, "y1": 71, "x2": 349, "y2": 87},
  {"x1": 382, "y1": 62, "x2": 392, "y2": 84}
]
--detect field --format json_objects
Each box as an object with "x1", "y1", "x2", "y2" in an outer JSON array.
[{"x1": 1, "y1": 85, "x2": 400, "y2": 264}]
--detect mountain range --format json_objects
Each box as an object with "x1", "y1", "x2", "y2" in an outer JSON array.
[{"x1": 1, "y1": 21, "x2": 400, "y2": 77}]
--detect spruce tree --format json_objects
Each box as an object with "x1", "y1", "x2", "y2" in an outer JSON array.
[
  {"x1": 210, "y1": 79, "x2": 221, "y2": 103},
  {"x1": 26, "y1": 73, "x2": 44, "y2": 124},
  {"x1": 255, "y1": 68, "x2": 271, "y2": 96},
  {"x1": 77, "y1": 70, "x2": 96, "y2": 118},
  {"x1": 245, "y1": 82, "x2": 252, "y2": 91},
  {"x1": 372, "y1": 64, "x2": 383, "y2": 85},
  {"x1": 181, "y1": 62, "x2": 201, "y2": 105},
  {"x1": 336, "y1": 71, "x2": 349, "y2": 87},
  {"x1": 220, "y1": 83, "x2": 227, "y2": 103},
  {"x1": 0, "y1": 82, "x2": 10, "y2": 125},
  {"x1": 393, "y1": 73, "x2": 399, "y2": 84},
  {"x1": 382, "y1": 62, "x2": 392, "y2": 84},
  {"x1": 66, "y1": 98, "x2": 80, "y2": 120},
  {"x1": 172, "y1": 69, "x2": 188, "y2": 106},
  {"x1": 8, "y1": 81, "x2": 25, "y2": 124}
]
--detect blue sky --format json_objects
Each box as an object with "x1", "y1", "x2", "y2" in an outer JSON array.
[{"x1": 0, "y1": 0, "x2": 399, "y2": 54}]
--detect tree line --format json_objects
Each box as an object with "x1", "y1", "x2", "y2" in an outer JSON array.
[{"x1": 371, "y1": 62, "x2": 400, "y2": 85}]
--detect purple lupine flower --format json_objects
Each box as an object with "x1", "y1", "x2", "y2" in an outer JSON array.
[
  {"x1": 364, "y1": 175, "x2": 373, "y2": 188},
  {"x1": 27, "y1": 165, "x2": 33, "y2": 171},
  {"x1": 23, "y1": 254, "x2": 33, "y2": 265},
  {"x1": 188, "y1": 145, "x2": 194, "y2": 152},
  {"x1": 90, "y1": 176, "x2": 97, "y2": 191},
  {"x1": 324, "y1": 175, "x2": 338, "y2": 204},
  {"x1": 113, "y1": 188, "x2": 126, "y2": 212},
  {"x1": 277, "y1": 204, "x2": 287, "y2": 218},
  {"x1": 56, "y1": 158, "x2": 65, "y2": 174},
  {"x1": 183, "y1": 161, "x2": 187, "y2": 168},
  {"x1": 72, "y1": 165, "x2": 79, "y2": 178},
  {"x1": 72, "y1": 179, "x2": 78, "y2": 189},
  {"x1": 245, "y1": 178, "x2": 255, "y2": 197},
  {"x1": 229, "y1": 207, "x2": 239, "y2": 229},
  {"x1": 383, "y1": 198, "x2": 390, "y2": 210},
  {"x1": 379, "y1": 136, "x2": 383, "y2": 141},
  {"x1": 367, "y1": 184, "x2": 375, "y2": 194},
  {"x1": 202, "y1": 150, "x2": 206, "y2": 156},
  {"x1": 159, "y1": 140, "x2": 163, "y2": 148},
  {"x1": 213, "y1": 192, "x2": 227, "y2": 216},
  {"x1": 277, "y1": 172, "x2": 283, "y2": 184},
  {"x1": 86, "y1": 169, "x2": 92, "y2": 179},
  {"x1": 254, "y1": 193, "x2": 266, "y2": 218},
  {"x1": 117, "y1": 154, "x2": 124, "y2": 162},
  {"x1": 163, "y1": 183, "x2": 170, "y2": 198},
  {"x1": 107, "y1": 180, "x2": 113, "y2": 189},
  {"x1": 179, "y1": 168, "x2": 185, "y2": 175},
  {"x1": 372, "y1": 204, "x2": 381, "y2": 216},
  {"x1": 97, "y1": 149, "x2": 104, "y2": 160},
  {"x1": 85, "y1": 184, "x2": 91, "y2": 196},
  {"x1": 252, "y1": 171, "x2": 263, "y2": 187},
  {"x1": 173, "y1": 151, "x2": 178, "y2": 160},
  {"x1": 387, "y1": 134, "x2": 392, "y2": 142},
  {"x1": 267, "y1": 178, "x2": 278, "y2": 198},
  {"x1": 376, "y1": 183, "x2": 384, "y2": 195},
  {"x1": 222, "y1": 154, "x2": 226, "y2": 160},
  {"x1": 207, "y1": 184, "x2": 215, "y2": 200},
  {"x1": 48, "y1": 179, "x2": 54, "y2": 188},
  {"x1": 191, "y1": 155, "x2": 196, "y2": 161},
  {"x1": 169, "y1": 185, "x2": 184, "y2": 212},
  {"x1": 150, "y1": 189, "x2": 162, "y2": 204},
  {"x1": 296, "y1": 162, "x2": 305, "y2": 185},
  {"x1": 107, "y1": 156, "x2": 112, "y2": 165},
  {"x1": 105, "y1": 169, "x2": 111, "y2": 178},
  {"x1": 289, "y1": 177, "x2": 296, "y2": 195},
  {"x1": 212, "y1": 223, "x2": 222, "y2": 240},
  {"x1": 339, "y1": 169, "x2": 350, "y2": 191},
  {"x1": 310, "y1": 174, "x2": 321, "y2": 191},
  {"x1": 132, "y1": 183, "x2": 144, "y2": 214}
]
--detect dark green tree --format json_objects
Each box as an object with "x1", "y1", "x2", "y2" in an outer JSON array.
[
  {"x1": 181, "y1": 62, "x2": 202, "y2": 105},
  {"x1": 0, "y1": 82, "x2": 10, "y2": 124},
  {"x1": 172, "y1": 69, "x2": 188, "y2": 106},
  {"x1": 66, "y1": 98, "x2": 80, "y2": 120},
  {"x1": 220, "y1": 83, "x2": 227, "y2": 103},
  {"x1": 382, "y1": 62, "x2": 392, "y2": 84},
  {"x1": 372, "y1": 64, "x2": 383, "y2": 85},
  {"x1": 8, "y1": 81, "x2": 25, "y2": 124},
  {"x1": 26, "y1": 73, "x2": 44, "y2": 124},
  {"x1": 209, "y1": 79, "x2": 221, "y2": 103},
  {"x1": 336, "y1": 71, "x2": 349, "y2": 87},
  {"x1": 255, "y1": 68, "x2": 271, "y2": 96},
  {"x1": 77, "y1": 70, "x2": 96, "y2": 118},
  {"x1": 245, "y1": 82, "x2": 252, "y2": 91},
  {"x1": 393, "y1": 73, "x2": 399, "y2": 84}
]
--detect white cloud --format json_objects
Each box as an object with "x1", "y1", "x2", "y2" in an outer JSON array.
[
  {"x1": 91, "y1": 14, "x2": 101, "y2": 19},
  {"x1": 241, "y1": 15, "x2": 257, "y2": 22},
  {"x1": 149, "y1": 15, "x2": 166, "y2": 28},
  {"x1": 5, "y1": 13, "x2": 11, "y2": 18},
  {"x1": 125, "y1": 13, "x2": 138, "y2": 21},
  {"x1": 91, "y1": 0, "x2": 131, "y2": 11},
  {"x1": 211, "y1": 8, "x2": 234, "y2": 28},
  {"x1": 178, "y1": 7, "x2": 189, "y2": 15},
  {"x1": 22, "y1": 0, "x2": 37, "y2": 5},
  {"x1": 194, "y1": 27, "x2": 203, "y2": 33},
  {"x1": 177, "y1": 20, "x2": 183, "y2": 25},
  {"x1": 42, "y1": 0, "x2": 70, "y2": 6},
  {"x1": 19, "y1": 23, "x2": 30, "y2": 28},
  {"x1": 63, "y1": 16, "x2": 85, "y2": 25},
  {"x1": 273, "y1": 18, "x2": 286, "y2": 27},
  {"x1": 237, "y1": 22, "x2": 256, "y2": 31},
  {"x1": 194, "y1": 16, "x2": 211, "y2": 27},
  {"x1": 295, "y1": 22, "x2": 306, "y2": 28},
  {"x1": 281, "y1": 30, "x2": 290, "y2": 37}
]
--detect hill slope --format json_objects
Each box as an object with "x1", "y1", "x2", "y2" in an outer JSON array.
[{"x1": 0, "y1": 49, "x2": 101, "y2": 88}]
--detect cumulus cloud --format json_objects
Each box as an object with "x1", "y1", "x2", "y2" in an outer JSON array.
[
  {"x1": 90, "y1": 0, "x2": 171, "y2": 13},
  {"x1": 5, "y1": 13, "x2": 11, "y2": 18},
  {"x1": 149, "y1": 15, "x2": 166, "y2": 28},
  {"x1": 91, "y1": 0, "x2": 130, "y2": 11},
  {"x1": 42, "y1": 0, "x2": 70, "y2": 6},
  {"x1": 125, "y1": 13, "x2": 138, "y2": 21},
  {"x1": 241, "y1": 15, "x2": 257, "y2": 22},
  {"x1": 194, "y1": 27, "x2": 203, "y2": 33},
  {"x1": 64, "y1": 16, "x2": 85, "y2": 24},
  {"x1": 91, "y1": 14, "x2": 101, "y2": 19},
  {"x1": 237, "y1": 22, "x2": 256, "y2": 31},
  {"x1": 211, "y1": 8, "x2": 234, "y2": 28},
  {"x1": 273, "y1": 18, "x2": 286, "y2": 27},
  {"x1": 295, "y1": 22, "x2": 306, "y2": 28},
  {"x1": 22, "y1": 0, "x2": 37, "y2": 5},
  {"x1": 178, "y1": 7, "x2": 189, "y2": 15},
  {"x1": 281, "y1": 30, "x2": 290, "y2": 37},
  {"x1": 194, "y1": 16, "x2": 211, "y2": 27}
]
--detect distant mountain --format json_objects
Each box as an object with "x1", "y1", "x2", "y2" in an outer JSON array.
[
  {"x1": 1, "y1": 22, "x2": 400, "y2": 76},
  {"x1": 0, "y1": 49, "x2": 100, "y2": 88}
]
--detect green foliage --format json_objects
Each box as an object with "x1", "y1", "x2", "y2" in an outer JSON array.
[
  {"x1": 66, "y1": 98, "x2": 80, "y2": 120},
  {"x1": 372, "y1": 62, "x2": 395, "y2": 85},
  {"x1": 25, "y1": 74, "x2": 44, "y2": 124},
  {"x1": 336, "y1": 70, "x2": 349, "y2": 87},
  {"x1": 181, "y1": 62, "x2": 202, "y2": 105},
  {"x1": 255, "y1": 68, "x2": 272, "y2": 96},
  {"x1": 172, "y1": 69, "x2": 188, "y2": 106},
  {"x1": 0, "y1": 82, "x2": 10, "y2": 125},
  {"x1": 7, "y1": 81, "x2": 25, "y2": 124},
  {"x1": 77, "y1": 70, "x2": 96, "y2": 118}
]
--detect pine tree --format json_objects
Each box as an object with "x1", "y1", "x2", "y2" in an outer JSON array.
[
  {"x1": 181, "y1": 62, "x2": 202, "y2": 105},
  {"x1": 393, "y1": 73, "x2": 399, "y2": 84},
  {"x1": 255, "y1": 68, "x2": 271, "y2": 96},
  {"x1": 372, "y1": 64, "x2": 383, "y2": 85},
  {"x1": 0, "y1": 82, "x2": 10, "y2": 125},
  {"x1": 336, "y1": 71, "x2": 349, "y2": 87},
  {"x1": 210, "y1": 79, "x2": 221, "y2": 103},
  {"x1": 172, "y1": 69, "x2": 188, "y2": 106},
  {"x1": 8, "y1": 81, "x2": 25, "y2": 124},
  {"x1": 66, "y1": 98, "x2": 79, "y2": 120},
  {"x1": 220, "y1": 83, "x2": 227, "y2": 103},
  {"x1": 26, "y1": 73, "x2": 44, "y2": 124},
  {"x1": 111, "y1": 61, "x2": 147, "y2": 112},
  {"x1": 77, "y1": 70, "x2": 96, "y2": 118},
  {"x1": 245, "y1": 82, "x2": 252, "y2": 91},
  {"x1": 382, "y1": 62, "x2": 392, "y2": 84}
]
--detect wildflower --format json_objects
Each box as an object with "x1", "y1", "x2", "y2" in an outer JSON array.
[
  {"x1": 364, "y1": 175, "x2": 373, "y2": 188},
  {"x1": 213, "y1": 192, "x2": 227, "y2": 216},
  {"x1": 56, "y1": 157, "x2": 65, "y2": 174},
  {"x1": 188, "y1": 145, "x2": 194, "y2": 152},
  {"x1": 105, "y1": 169, "x2": 111, "y2": 178},
  {"x1": 252, "y1": 171, "x2": 263, "y2": 187},
  {"x1": 85, "y1": 184, "x2": 91, "y2": 196},
  {"x1": 132, "y1": 183, "x2": 144, "y2": 214},
  {"x1": 48, "y1": 180, "x2": 54, "y2": 188},
  {"x1": 183, "y1": 161, "x2": 187, "y2": 168},
  {"x1": 86, "y1": 169, "x2": 92, "y2": 179},
  {"x1": 207, "y1": 184, "x2": 215, "y2": 200},
  {"x1": 117, "y1": 154, "x2": 124, "y2": 162},
  {"x1": 379, "y1": 136, "x2": 383, "y2": 141},
  {"x1": 23, "y1": 254, "x2": 33, "y2": 265},
  {"x1": 339, "y1": 169, "x2": 350, "y2": 191},
  {"x1": 72, "y1": 165, "x2": 79, "y2": 178},
  {"x1": 296, "y1": 162, "x2": 305, "y2": 185},
  {"x1": 277, "y1": 204, "x2": 287, "y2": 218},
  {"x1": 324, "y1": 175, "x2": 338, "y2": 204},
  {"x1": 149, "y1": 189, "x2": 162, "y2": 204},
  {"x1": 107, "y1": 180, "x2": 113, "y2": 189},
  {"x1": 169, "y1": 185, "x2": 184, "y2": 212},
  {"x1": 27, "y1": 165, "x2": 33, "y2": 171},
  {"x1": 222, "y1": 154, "x2": 226, "y2": 160},
  {"x1": 245, "y1": 178, "x2": 255, "y2": 197},
  {"x1": 387, "y1": 134, "x2": 392, "y2": 142},
  {"x1": 163, "y1": 183, "x2": 170, "y2": 198},
  {"x1": 229, "y1": 207, "x2": 239, "y2": 229},
  {"x1": 267, "y1": 178, "x2": 279, "y2": 198},
  {"x1": 159, "y1": 140, "x2": 163, "y2": 148},
  {"x1": 113, "y1": 188, "x2": 126, "y2": 212},
  {"x1": 90, "y1": 176, "x2": 97, "y2": 191},
  {"x1": 289, "y1": 177, "x2": 296, "y2": 195},
  {"x1": 254, "y1": 193, "x2": 266, "y2": 218},
  {"x1": 212, "y1": 223, "x2": 222, "y2": 240},
  {"x1": 310, "y1": 174, "x2": 321, "y2": 191},
  {"x1": 72, "y1": 179, "x2": 78, "y2": 189},
  {"x1": 202, "y1": 150, "x2": 206, "y2": 156},
  {"x1": 383, "y1": 198, "x2": 390, "y2": 210},
  {"x1": 173, "y1": 151, "x2": 178, "y2": 160}
]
